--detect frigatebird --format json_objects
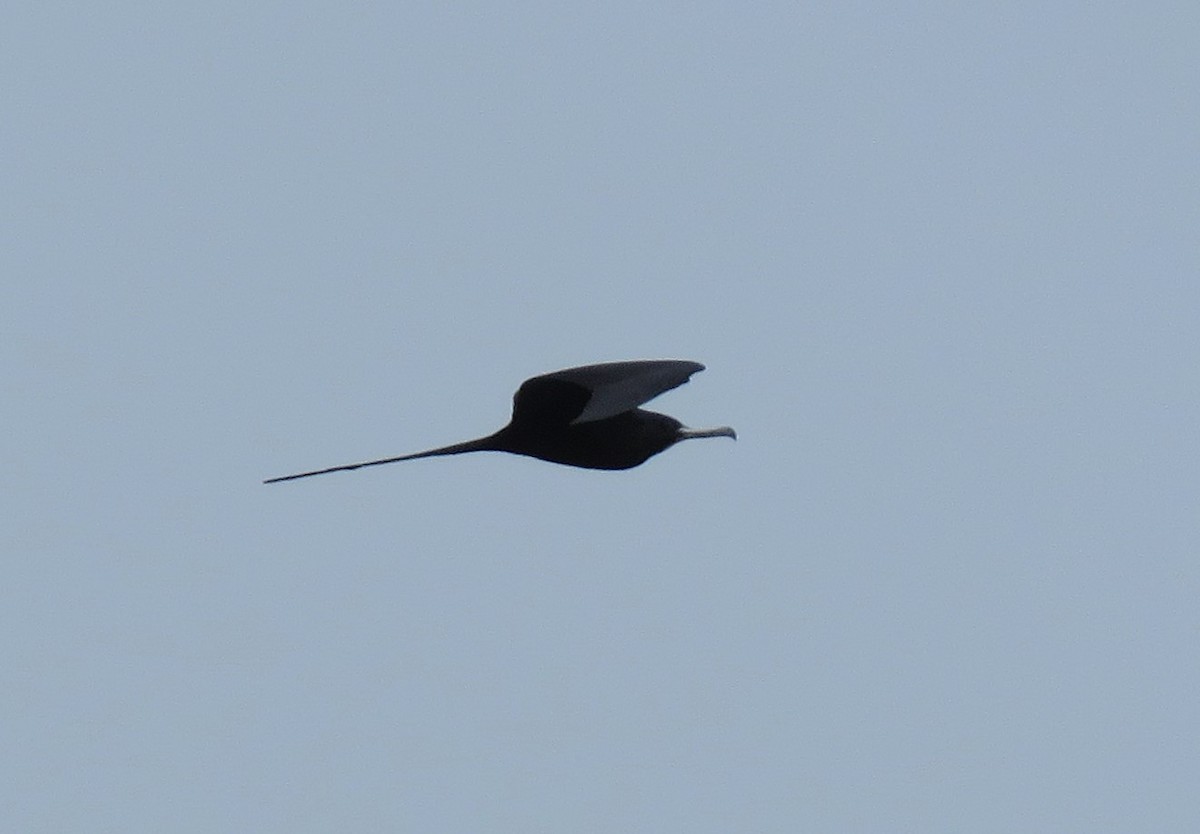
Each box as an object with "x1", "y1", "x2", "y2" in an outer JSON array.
[{"x1": 264, "y1": 359, "x2": 735, "y2": 483}]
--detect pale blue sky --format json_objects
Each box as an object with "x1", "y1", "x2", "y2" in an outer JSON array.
[{"x1": 4, "y1": 2, "x2": 1199, "y2": 831}]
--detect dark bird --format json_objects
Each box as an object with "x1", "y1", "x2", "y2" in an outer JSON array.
[{"x1": 264, "y1": 360, "x2": 735, "y2": 483}]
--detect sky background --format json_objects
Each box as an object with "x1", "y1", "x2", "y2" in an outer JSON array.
[{"x1": 4, "y1": 2, "x2": 1199, "y2": 831}]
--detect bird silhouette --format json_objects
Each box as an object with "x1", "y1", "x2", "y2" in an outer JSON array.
[{"x1": 264, "y1": 359, "x2": 735, "y2": 483}]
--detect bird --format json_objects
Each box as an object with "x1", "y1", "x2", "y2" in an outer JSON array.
[{"x1": 264, "y1": 359, "x2": 735, "y2": 483}]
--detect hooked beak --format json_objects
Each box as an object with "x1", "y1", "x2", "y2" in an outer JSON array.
[{"x1": 677, "y1": 425, "x2": 737, "y2": 441}]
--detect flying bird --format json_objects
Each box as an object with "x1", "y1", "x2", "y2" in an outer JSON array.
[{"x1": 264, "y1": 359, "x2": 735, "y2": 483}]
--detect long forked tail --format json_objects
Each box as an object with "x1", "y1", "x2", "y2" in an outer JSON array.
[{"x1": 263, "y1": 435, "x2": 498, "y2": 483}]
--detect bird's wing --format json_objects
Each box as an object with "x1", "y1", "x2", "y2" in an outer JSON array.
[{"x1": 511, "y1": 360, "x2": 705, "y2": 427}]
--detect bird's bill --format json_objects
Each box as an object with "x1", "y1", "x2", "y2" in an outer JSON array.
[{"x1": 678, "y1": 425, "x2": 737, "y2": 441}]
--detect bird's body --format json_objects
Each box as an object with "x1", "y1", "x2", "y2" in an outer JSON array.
[
  {"x1": 490, "y1": 407, "x2": 687, "y2": 470},
  {"x1": 265, "y1": 360, "x2": 734, "y2": 483}
]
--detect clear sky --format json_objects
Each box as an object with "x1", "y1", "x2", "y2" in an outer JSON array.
[{"x1": 5, "y1": 2, "x2": 1198, "y2": 831}]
